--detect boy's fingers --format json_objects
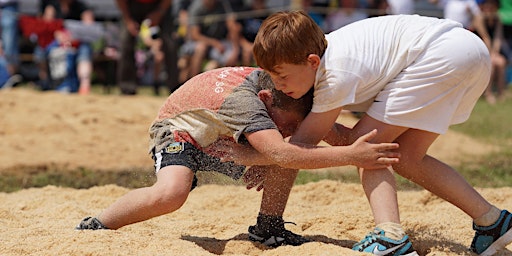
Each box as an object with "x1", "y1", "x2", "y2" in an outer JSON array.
[
  {"x1": 378, "y1": 143, "x2": 399, "y2": 149},
  {"x1": 359, "y1": 129, "x2": 378, "y2": 142},
  {"x1": 381, "y1": 152, "x2": 401, "y2": 158},
  {"x1": 377, "y1": 157, "x2": 400, "y2": 164}
]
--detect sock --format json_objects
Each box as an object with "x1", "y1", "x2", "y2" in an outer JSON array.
[
  {"x1": 474, "y1": 206, "x2": 502, "y2": 227},
  {"x1": 257, "y1": 213, "x2": 284, "y2": 233},
  {"x1": 376, "y1": 222, "x2": 406, "y2": 240}
]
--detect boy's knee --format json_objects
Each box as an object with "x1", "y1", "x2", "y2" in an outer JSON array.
[{"x1": 151, "y1": 184, "x2": 191, "y2": 213}]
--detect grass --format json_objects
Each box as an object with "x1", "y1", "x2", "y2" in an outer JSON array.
[{"x1": 1, "y1": 86, "x2": 511, "y2": 192}]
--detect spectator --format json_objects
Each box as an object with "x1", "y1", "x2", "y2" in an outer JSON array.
[
  {"x1": 430, "y1": 0, "x2": 492, "y2": 49},
  {"x1": 367, "y1": 0, "x2": 390, "y2": 17},
  {"x1": 0, "y1": 0, "x2": 21, "y2": 88},
  {"x1": 386, "y1": 0, "x2": 415, "y2": 15},
  {"x1": 234, "y1": 0, "x2": 268, "y2": 66},
  {"x1": 499, "y1": 0, "x2": 512, "y2": 62},
  {"x1": 19, "y1": 5, "x2": 64, "y2": 91},
  {"x1": 174, "y1": 0, "x2": 193, "y2": 85},
  {"x1": 324, "y1": 0, "x2": 368, "y2": 33},
  {"x1": 480, "y1": 0, "x2": 507, "y2": 104},
  {"x1": 138, "y1": 19, "x2": 166, "y2": 95},
  {"x1": 39, "y1": 0, "x2": 100, "y2": 94},
  {"x1": 179, "y1": 0, "x2": 240, "y2": 82},
  {"x1": 303, "y1": 0, "x2": 327, "y2": 31},
  {"x1": 115, "y1": 0, "x2": 179, "y2": 95}
]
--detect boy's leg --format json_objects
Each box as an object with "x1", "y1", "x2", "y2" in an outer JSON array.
[
  {"x1": 352, "y1": 115, "x2": 511, "y2": 254},
  {"x1": 350, "y1": 116, "x2": 406, "y2": 226},
  {"x1": 77, "y1": 166, "x2": 195, "y2": 230},
  {"x1": 259, "y1": 166, "x2": 298, "y2": 216},
  {"x1": 392, "y1": 129, "x2": 493, "y2": 220},
  {"x1": 249, "y1": 166, "x2": 310, "y2": 247},
  {"x1": 352, "y1": 115, "x2": 493, "y2": 224}
]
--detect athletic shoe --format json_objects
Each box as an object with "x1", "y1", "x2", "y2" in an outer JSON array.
[
  {"x1": 470, "y1": 210, "x2": 512, "y2": 255},
  {"x1": 248, "y1": 223, "x2": 310, "y2": 247},
  {"x1": 352, "y1": 228, "x2": 419, "y2": 256},
  {"x1": 75, "y1": 217, "x2": 109, "y2": 230}
]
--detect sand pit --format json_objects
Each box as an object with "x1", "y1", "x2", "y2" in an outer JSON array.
[{"x1": 0, "y1": 88, "x2": 509, "y2": 256}]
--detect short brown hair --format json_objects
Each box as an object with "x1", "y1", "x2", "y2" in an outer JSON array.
[
  {"x1": 253, "y1": 10, "x2": 327, "y2": 73},
  {"x1": 258, "y1": 71, "x2": 313, "y2": 118}
]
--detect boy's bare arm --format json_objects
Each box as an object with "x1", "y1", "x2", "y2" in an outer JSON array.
[
  {"x1": 288, "y1": 108, "x2": 342, "y2": 145},
  {"x1": 322, "y1": 123, "x2": 352, "y2": 146},
  {"x1": 243, "y1": 129, "x2": 399, "y2": 170}
]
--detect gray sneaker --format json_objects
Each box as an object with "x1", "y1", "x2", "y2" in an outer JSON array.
[
  {"x1": 75, "y1": 217, "x2": 109, "y2": 230},
  {"x1": 248, "y1": 223, "x2": 310, "y2": 247}
]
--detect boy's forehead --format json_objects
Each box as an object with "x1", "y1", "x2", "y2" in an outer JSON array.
[{"x1": 267, "y1": 64, "x2": 289, "y2": 75}]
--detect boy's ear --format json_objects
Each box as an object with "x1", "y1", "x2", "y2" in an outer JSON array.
[
  {"x1": 307, "y1": 54, "x2": 321, "y2": 69},
  {"x1": 258, "y1": 89, "x2": 273, "y2": 106}
]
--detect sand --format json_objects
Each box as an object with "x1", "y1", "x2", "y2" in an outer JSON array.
[{"x1": 0, "y1": 88, "x2": 510, "y2": 256}]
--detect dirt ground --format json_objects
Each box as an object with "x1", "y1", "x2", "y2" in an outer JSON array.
[{"x1": 0, "y1": 88, "x2": 510, "y2": 256}]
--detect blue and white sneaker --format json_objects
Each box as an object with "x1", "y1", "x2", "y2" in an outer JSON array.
[
  {"x1": 470, "y1": 210, "x2": 512, "y2": 255},
  {"x1": 352, "y1": 228, "x2": 419, "y2": 256}
]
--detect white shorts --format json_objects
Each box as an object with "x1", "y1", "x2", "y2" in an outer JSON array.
[{"x1": 367, "y1": 27, "x2": 491, "y2": 134}]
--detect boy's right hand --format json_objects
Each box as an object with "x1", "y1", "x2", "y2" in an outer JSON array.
[{"x1": 348, "y1": 129, "x2": 400, "y2": 170}]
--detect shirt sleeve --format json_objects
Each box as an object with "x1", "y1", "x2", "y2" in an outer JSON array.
[
  {"x1": 217, "y1": 78, "x2": 277, "y2": 143},
  {"x1": 312, "y1": 69, "x2": 361, "y2": 113}
]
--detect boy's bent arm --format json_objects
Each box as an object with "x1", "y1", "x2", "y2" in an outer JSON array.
[
  {"x1": 289, "y1": 108, "x2": 342, "y2": 145},
  {"x1": 322, "y1": 123, "x2": 352, "y2": 146}
]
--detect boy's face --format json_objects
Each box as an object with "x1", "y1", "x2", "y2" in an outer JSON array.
[
  {"x1": 259, "y1": 89, "x2": 305, "y2": 138},
  {"x1": 267, "y1": 57, "x2": 318, "y2": 99},
  {"x1": 267, "y1": 107, "x2": 304, "y2": 138}
]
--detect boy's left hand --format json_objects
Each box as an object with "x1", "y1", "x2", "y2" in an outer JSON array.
[{"x1": 242, "y1": 166, "x2": 266, "y2": 191}]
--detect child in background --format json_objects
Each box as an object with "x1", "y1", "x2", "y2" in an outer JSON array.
[
  {"x1": 76, "y1": 66, "x2": 400, "y2": 248},
  {"x1": 251, "y1": 11, "x2": 512, "y2": 255}
]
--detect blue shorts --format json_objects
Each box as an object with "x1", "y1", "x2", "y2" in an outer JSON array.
[{"x1": 152, "y1": 142, "x2": 246, "y2": 190}]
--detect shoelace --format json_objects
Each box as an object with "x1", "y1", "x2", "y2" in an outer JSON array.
[{"x1": 354, "y1": 232, "x2": 379, "y2": 249}]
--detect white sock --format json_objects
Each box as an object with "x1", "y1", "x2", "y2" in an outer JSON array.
[
  {"x1": 474, "y1": 206, "x2": 502, "y2": 227},
  {"x1": 376, "y1": 222, "x2": 406, "y2": 240}
]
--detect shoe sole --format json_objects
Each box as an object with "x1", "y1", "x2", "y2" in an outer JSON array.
[
  {"x1": 248, "y1": 233, "x2": 284, "y2": 247},
  {"x1": 479, "y1": 228, "x2": 512, "y2": 256}
]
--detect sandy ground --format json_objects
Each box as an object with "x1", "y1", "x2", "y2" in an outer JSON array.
[{"x1": 0, "y1": 88, "x2": 510, "y2": 256}]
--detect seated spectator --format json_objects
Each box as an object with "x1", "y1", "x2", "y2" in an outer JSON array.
[
  {"x1": 179, "y1": 0, "x2": 240, "y2": 81},
  {"x1": 19, "y1": 5, "x2": 64, "y2": 91},
  {"x1": 41, "y1": 0, "x2": 100, "y2": 94},
  {"x1": 480, "y1": 0, "x2": 508, "y2": 103},
  {"x1": 0, "y1": 0, "x2": 21, "y2": 88},
  {"x1": 324, "y1": 0, "x2": 368, "y2": 33}
]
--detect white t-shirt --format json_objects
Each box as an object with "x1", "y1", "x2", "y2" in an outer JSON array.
[{"x1": 313, "y1": 15, "x2": 461, "y2": 114}]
